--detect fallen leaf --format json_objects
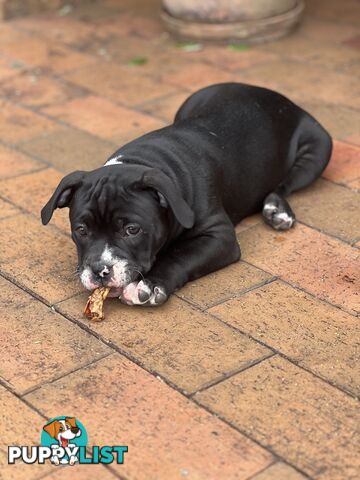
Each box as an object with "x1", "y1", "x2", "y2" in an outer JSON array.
[
  {"x1": 227, "y1": 43, "x2": 250, "y2": 51},
  {"x1": 175, "y1": 41, "x2": 203, "y2": 52},
  {"x1": 127, "y1": 57, "x2": 148, "y2": 66}
]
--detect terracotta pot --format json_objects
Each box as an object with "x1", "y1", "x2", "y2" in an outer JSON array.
[{"x1": 162, "y1": 0, "x2": 304, "y2": 44}]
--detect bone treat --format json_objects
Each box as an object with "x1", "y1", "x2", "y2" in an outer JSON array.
[{"x1": 83, "y1": 287, "x2": 110, "y2": 321}]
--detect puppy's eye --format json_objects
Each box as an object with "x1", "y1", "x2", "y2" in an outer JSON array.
[
  {"x1": 125, "y1": 224, "x2": 141, "y2": 236},
  {"x1": 76, "y1": 226, "x2": 87, "y2": 236},
  {"x1": 59, "y1": 426, "x2": 64, "y2": 432}
]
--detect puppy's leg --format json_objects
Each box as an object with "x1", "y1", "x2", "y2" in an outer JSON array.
[
  {"x1": 263, "y1": 116, "x2": 332, "y2": 231},
  {"x1": 122, "y1": 219, "x2": 240, "y2": 306}
]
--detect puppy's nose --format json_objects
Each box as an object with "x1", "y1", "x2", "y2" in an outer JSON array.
[
  {"x1": 71, "y1": 427, "x2": 79, "y2": 434},
  {"x1": 92, "y1": 262, "x2": 112, "y2": 278}
]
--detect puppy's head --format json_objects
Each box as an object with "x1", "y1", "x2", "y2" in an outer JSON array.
[
  {"x1": 43, "y1": 417, "x2": 80, "y2": 447},
  {"x1": 41, "y1": 165, "x2": 194, "y2": 294}
]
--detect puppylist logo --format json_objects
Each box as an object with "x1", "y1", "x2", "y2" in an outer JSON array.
[{"x1": 8, "y1": 416, "x2": 128, "y2": 466}]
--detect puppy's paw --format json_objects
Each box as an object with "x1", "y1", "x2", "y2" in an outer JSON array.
[
  {"x1": 121, "y1": 280, "x2": 167, "y2": 306},
  {"x1": 262, "y1": 193, "x2": 296, "y2": 230}
]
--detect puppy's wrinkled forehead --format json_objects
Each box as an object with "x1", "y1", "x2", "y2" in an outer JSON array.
[
  {"x1": 70, "y1": 168, "x2": 158, "y2": 227},
  {"x1": 78, "y1": 175, "x2": 122, "y2": 218}
]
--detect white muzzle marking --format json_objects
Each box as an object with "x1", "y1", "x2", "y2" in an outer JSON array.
[{"x1": 80, "y1": 245, "x2": 130, "y2": 290}]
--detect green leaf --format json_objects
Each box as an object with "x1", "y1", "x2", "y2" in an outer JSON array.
[
  {"x1": 227, "y1": 44, "x2": 250, "y2": 51},
  {"x1": 175, "y1": 42, "x2": 203, "y2": 52},
  {"x1": 127, "y1": 57, "x2": 148, "y2": 66},
  {"x1": 11, "y1": 62, "x2": 25, "y2": 69}
]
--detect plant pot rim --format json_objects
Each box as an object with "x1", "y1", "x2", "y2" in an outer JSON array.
[{"x1": 161, "y1": 0, "x2": 305, "y2": 44}]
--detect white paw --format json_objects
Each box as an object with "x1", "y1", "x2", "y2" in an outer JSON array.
[
  {"x1": 273, "y1": 211, "x2": 295, "y2": 229},
  {"x1": 262, "y1": 194, "x2": 296, "y2": 231},
  {"x1": 121, "y1": 280, "x2": 167, "y2": 306},
  {"x1": 263, "y1": 203, "x2": 278, "y2": 215}
]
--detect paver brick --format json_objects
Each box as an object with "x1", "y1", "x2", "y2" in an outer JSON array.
[
  {"x1": 239, "y1": 60, "x2": 360, "y2": 109},
  {"x1": 70, "y1": 0, "x2": 132, "y2": 23},
  {"x1": 42, "y1": 464, "x2": 118, "y2": 479},
  {"x1": 56, "y1": 295, "x2": 271, "y2": 394},
  {"x1": 25, "y1": 353, "x2": 273, "y2": 480},
  {"x1": 347, "y1": 177, "x2": 360, "y2": 191},
  {"x1": 235, "y1": 213, "x2": 262, "y2": 233},
  {"x1": 345, "y1": 134, "x2": 360, "y2": 146},
  {"x1": 201, "y1": 46, "x2": 277, "y2": 72},
  {"x1": 196, "y1": 356, "x2": 360, "y2": 480},
  {"x1": 299, "y1": 101, "x2": 360, "y2": 143},
  {"x1": 259, "y1": 35, "x2": 360, "y2": 72},
  {"x1": 0, "y1": 23, "x2": 28, "y2": 44},
  {"x1": 18, "y1": 127, "x2": 117, "y2": 172},
  {"x1": 64, "y1": 63, "x2": 178, "y2": 107},
  {"x1": 98, "y1": 12, "x2": 165, "y2": 40},
  {"x1": 139, "y1": 91, "x2": 191, "y2": 123},
  {"x1": 0, "y1": 276, "x2": 111, "y2": 395},
  {"x1": 0, "y1": 198, "x2": 19, "y2": 219},
  {"x1": 0, "y1": 385, "x2": 45, "y2": 448},
  {"x1": 43, "y1": 95, "x2": 165, "y2": 145},
  {"x1": 0, "y1": 168, "x2": 70, "y2": 232},
  {"x1": 251, "y1": 462, "x2": 307, "y2": 480},
  {"x1": 290, "y1": 178, "x2": 360, "y2": 243},
  {"x1": 0, "y1": 71, "x2": 85, "y2": 109},
  {"x1": 0, "y1": 100, "x2": 57, "y2": 144},
  {"x1": 162, "y1": 63, "x2": 234, "y2": 91},
  {"x1": 343, "y1": 34, "x2": 360, "y2": 49},
  {"x1": 13, "y1": 14, "x2": 98, "y2": 48},
  {"x1": 0, "y1": 214, "x2": 82, "y2": 304},
  {"x1": 324, "y1": 141, "x2": 360, "y2": 185},
  {"x1": 86, "y1": 39, "x2": 217, "y2": 83},
  {"x1": 82, "y1": 34, "x2": 170, "y2": 65},
  {"x1": 177, "y1": 261, "x2": 272, "y2": 309},
  {"x1": 209, "y1": 280, "x2": 360, "y2": 396},
  {"x1": 238, "y1": 223, "x2": 359, "y2": 314},
  {"x1": 0, "y1": 57, "x2": 26, "y2": 83},
  {"x1": 0, "y1": 144, "x2": 45, "y2": 179},
  {"x1": 0, "y1": 27, "x2": 95, "y2": 74},
  {"x1": 0, "y1": 385, "x2": 51, "y2": 478},
  {"x1": 0, "y1": 451, "x2": 52, "y2": 480}
]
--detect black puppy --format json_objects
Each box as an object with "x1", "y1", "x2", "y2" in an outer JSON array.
[{"x1": 41, "y1": 83, "x2": 332, "y2": 306}]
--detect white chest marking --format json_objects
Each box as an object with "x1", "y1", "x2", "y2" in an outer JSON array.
[{"x1": 104, "y1": 154, "x2": 124, "y2": 166}]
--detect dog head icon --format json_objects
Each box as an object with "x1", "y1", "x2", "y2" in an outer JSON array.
[{"x1": 43, "y1": 417, "x2": 81, "y2": 448}]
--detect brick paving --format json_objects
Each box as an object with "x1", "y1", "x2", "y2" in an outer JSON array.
[{"x1": 0, "y1": 0, "x2": 359, "y2": 479}]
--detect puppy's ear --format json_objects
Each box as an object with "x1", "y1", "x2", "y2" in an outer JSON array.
[
  {"x1": 65, "y1": 417, "x2": 77, "y2": 428},
  {"x1": 43, "y1": 420, "x2": 61, "y2": 439},
  {"x1": 139, "y1": 168, "x2": 195, "y2": 229},
  {"x1": 41, "y1": 171, "x2": 86, "y2": 225}
]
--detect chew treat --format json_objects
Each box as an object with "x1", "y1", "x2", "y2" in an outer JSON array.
[{"x1": 84, "y1": 287, "x2": 110, "y2": 321}]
